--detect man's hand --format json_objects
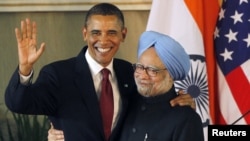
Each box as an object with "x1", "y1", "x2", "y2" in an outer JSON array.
[
  {"x1": 16, "y1": 18, "x2": 45, "y2": 76},
  {"x1": 170, "y1": 90, "x2": 196, "y2": 110},
  {"x1": 47, "y1": 123, "x2": 64, "y2": 141}
]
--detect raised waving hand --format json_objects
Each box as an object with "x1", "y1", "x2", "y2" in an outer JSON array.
[{"x1": 15, "y1": 18, "x2": 45, "y2": 76}]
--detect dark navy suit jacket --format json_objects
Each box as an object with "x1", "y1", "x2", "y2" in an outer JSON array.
[
  {"x1": 119, "y1": 87, "x2": 204, "y2": 141},
  {"x1": 5, "y1": 46, "x2": 137, "y2": 141}
]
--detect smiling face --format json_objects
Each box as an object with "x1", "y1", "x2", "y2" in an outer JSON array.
[
  {"x1": 134, "y1": 47, "x2": 174, "y2": 97},
  {"x1": 82, "y1": 15, "x2": 127, "y2": 67}
]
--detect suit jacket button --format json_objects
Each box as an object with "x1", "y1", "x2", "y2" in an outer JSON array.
[{"x1": 132, "y1": 128, "x2": 136, "y2": 133}]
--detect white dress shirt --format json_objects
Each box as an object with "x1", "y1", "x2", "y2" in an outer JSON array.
[{"x1": 83, "y1": 49, "x2": 122, "y2": 131}]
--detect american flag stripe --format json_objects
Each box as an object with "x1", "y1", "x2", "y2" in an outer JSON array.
[
  {"x1": 227, "y1": 66, "x2": 250, "y2": 122},
  {"x1": 218, "y1": 66, "x2": 245, "y2": 124}
]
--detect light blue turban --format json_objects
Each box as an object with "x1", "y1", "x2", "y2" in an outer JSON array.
[{"x1": 137, "y1": 31, "x2": 190, "y2": 80}]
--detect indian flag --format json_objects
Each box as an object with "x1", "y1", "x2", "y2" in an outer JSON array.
[{"x1": 146, "y1": 0, "x2": 220, "y2": 140}]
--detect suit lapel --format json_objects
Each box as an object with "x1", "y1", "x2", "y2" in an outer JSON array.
[
  {"x1": 74, "y1": 47, "x2": 103, "y2": 135},
  {"x1": 110, "y1": 59, "x2": 135, "y2": 140}
]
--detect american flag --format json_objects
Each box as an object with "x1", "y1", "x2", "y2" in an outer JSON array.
[{"x1": 214, "y1": 0, "x2": 250, "y2": 124}]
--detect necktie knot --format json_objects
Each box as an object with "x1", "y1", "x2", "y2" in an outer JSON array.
[{"x1": 101, "y1": 68, "x2": 110, "y2": 80}]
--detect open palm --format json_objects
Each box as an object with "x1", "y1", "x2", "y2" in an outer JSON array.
[{"x1": 15, "y1": 18, "x2": 45, "y2": 76}]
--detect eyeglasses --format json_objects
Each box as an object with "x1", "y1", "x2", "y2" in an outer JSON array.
[{"x1": 132, "y1": 63, "x2": 167, "y2": 77}]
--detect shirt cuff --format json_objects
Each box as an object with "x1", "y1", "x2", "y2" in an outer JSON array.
[{"x1": 19, "y1": 70, "x2": 33, "y2": 85}]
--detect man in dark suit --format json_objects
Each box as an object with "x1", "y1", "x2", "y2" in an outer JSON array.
[
  {"x1": 5, "y1": 3, "x2": 195, "y2": 141},
  {"x1": 118, "y1": 31, "x2": 204, "y2": 141}
]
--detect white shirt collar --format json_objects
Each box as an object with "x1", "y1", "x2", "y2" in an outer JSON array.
[{"x1": 85, "y1": 49, "x2": 114, "y2": 76}]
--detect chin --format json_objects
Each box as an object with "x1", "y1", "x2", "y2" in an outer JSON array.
[
  {"x1": 137, "y1": 88, "x2": 148, "y2": 96},
  {"x1": 139, "y1": 92, "x2": 150, "y2": 97}
]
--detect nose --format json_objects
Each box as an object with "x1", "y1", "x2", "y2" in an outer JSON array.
[{"x1": 99, "y1": 33, "x2": 109, "y2": 44}]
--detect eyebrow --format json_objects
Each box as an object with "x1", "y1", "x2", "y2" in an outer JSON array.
[
  {"x1": 90, "y1": 29, "x2": 118, "y2": 33},
  {"x1": 137, "y1": 63, "x2": 160, "y2": 69}
]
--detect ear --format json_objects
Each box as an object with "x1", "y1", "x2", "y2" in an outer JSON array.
[
  {"x1": 121, "y1": 27, "x2": 127, "y2": 42},
  {"x1": 82, "y1": 27, "x2": 87, "y2": 41}
]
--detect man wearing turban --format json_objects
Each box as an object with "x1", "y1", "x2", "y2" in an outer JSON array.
[{"x1": 118, "y1": 31, "x2": 204, "y2": 141}]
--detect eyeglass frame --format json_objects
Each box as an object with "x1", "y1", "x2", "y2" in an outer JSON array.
[{"x1": 132, "y1": 63, "x2": 167, "y2": 77}]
